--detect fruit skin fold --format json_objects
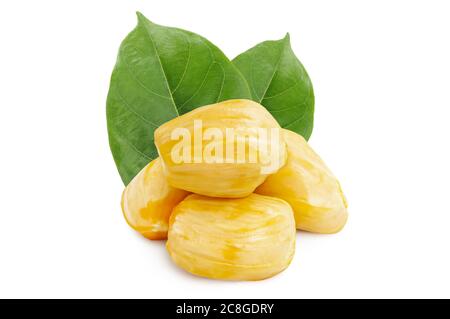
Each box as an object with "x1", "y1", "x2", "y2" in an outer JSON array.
[
  {"x1": 121, "y1": 158, "x2": 189, "y2": 240},
  {"x1": 256, "y1": 129, "x2": 348, "y2": 234},
  {"x1": 154, "y1": 99, "x2": 287, "y2": 198},
  {"x1": 166, "y1": 193, "x2": 296, "y2": 281}
]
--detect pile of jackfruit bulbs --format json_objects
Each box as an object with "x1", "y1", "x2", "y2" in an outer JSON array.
[{"x1": 121, "y1": 99, "x2": 348, "y2": 281}]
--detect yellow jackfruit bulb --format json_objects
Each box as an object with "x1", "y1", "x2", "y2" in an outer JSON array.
[
  {"x1": 256, "y1": 129, "x2": 348, "y2": 234},
  {"x1": 121, "y1": 158, "x2": 190, "y2": 240},
  {"x1": 154, "y1": 99, "x2": 287, "y2": 198},
  {"x1": 166, "y1": 194, "x2": 296, "y2": 281}
]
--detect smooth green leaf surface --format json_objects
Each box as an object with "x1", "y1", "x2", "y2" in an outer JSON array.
[
  {"x1": 107, "y1": 13, "x2": 251, "y2": 185},
  {"x1": 233, "y1": 35, "x2": 314, "y2": 140}
]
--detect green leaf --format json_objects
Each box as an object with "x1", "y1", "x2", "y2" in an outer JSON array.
[
  {"x1": 232, "y1": 34, "x2": 314, "y2": 140},
  {"x1": 107, "y1": 12, "x2": 251, "y2": 185}
]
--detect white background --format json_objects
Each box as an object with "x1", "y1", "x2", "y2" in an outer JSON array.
[{"x1": 0, "y1": 0, "x2": 449, "y2": 298}]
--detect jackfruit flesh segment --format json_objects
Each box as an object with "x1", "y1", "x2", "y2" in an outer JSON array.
[{"x1": 166, "y1": 193, "x2": 296, "y2": 281}]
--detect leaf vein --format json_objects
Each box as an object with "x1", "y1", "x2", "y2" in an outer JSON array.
[
  {"x1": 141, "y1": 22, "x2": 180, "y2": 116},
  {"x1": 283, "y1": 88, "x2": 313, "y2": 127},
  {"x1": 262, "y1": 80, "x2": 301, "y2": 101},
  {"x1": 121, "y1": 46, "x2": 172, "y2": 100},
  {"x1": 115, "y1": 89, "x2": 159, "y2": 128},
  {"x1": 257, "y1": 43, "x2": 285, "y2": 103},
  {"x1": 178, "y1": 61, "x2": 215, "y2": 112},
  {"x1": 171, "y1": 32, "x2": 192, "y2": 94}
]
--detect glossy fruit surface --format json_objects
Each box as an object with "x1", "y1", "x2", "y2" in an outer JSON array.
[
  {"x1": 167, "y1": 194, "x2": 296, "y2": 280},
  {"x1": 121, "y1": 158, "x2": 189, "y2": 239},
  {"x1": 155, "y1": 99, "x2": 287, "y2": 198},
  {"x1": 256, "y1": 129, "x2": 348, "y2": 233}
]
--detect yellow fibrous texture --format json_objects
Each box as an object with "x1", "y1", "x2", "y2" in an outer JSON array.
[
  {"x1": 154, "y1": 99, "x2": 287, "y2": 198},
  {"x1": 256, "y1": 129, "x2": 348, "y2": 233},
  {"x1": 121, "y1": 158, "x2": 190, "y2": 240},
  {"x1": 167, "y1": 194, "x2": 296, "y2": 281}
]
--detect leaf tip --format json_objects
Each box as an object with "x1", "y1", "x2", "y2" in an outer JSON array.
[
  {"x1": 136, "y1": 11, "x2": 144, "y2": 19},
  {"x1": 136, "y1": 11, "x2": 151, "y2": 24}
]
